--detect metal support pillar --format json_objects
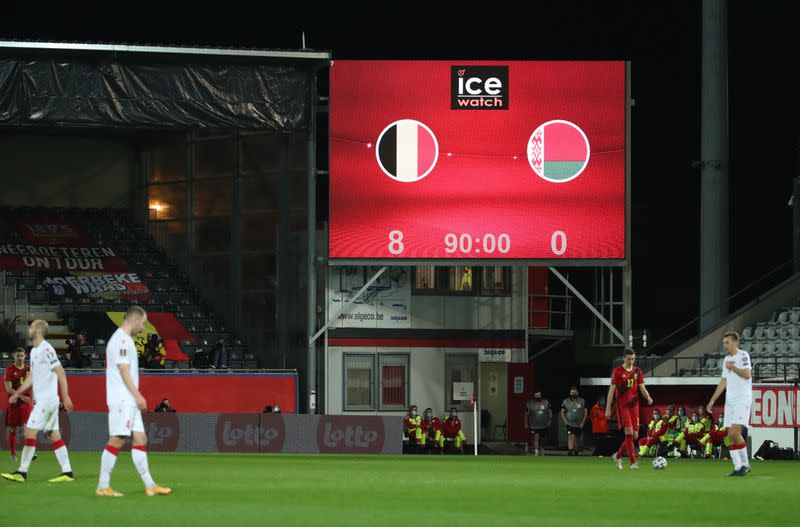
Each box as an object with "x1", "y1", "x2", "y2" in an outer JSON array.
[{"x1": 700, "y1": 0, "x2": 729, "y2": 331}]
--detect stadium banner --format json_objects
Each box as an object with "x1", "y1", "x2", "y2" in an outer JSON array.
[
  {"x1": 70, "y1": 311, "x2": 194, "y2": 361},
  {"x1": 0, "y1": 244, "x2": 129, "y2": 272},
  {"x1": 17, "y1": 220, "x2": 90, "y2": 246},
  {"x1": 751, "y1": 386, "x2": 799, "y2": 428},
  {"x1": 40, "y1": 272, "x2": 152, "y2": 302},
  {"x1": 0, "y1": 372, "x2": 299, "y2": 414},
  {"x1": 0, "y1": 412, "x2": 403, "y2": 454},
  {"x1": 327, "y1": 266, "x2": 410, "y2": 328}
]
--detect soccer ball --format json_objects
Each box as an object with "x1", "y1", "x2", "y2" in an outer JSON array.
[{"x1": 652, "y1": 456, "x2": 668, "y2": 470}]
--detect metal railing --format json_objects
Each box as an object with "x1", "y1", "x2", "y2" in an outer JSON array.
[
  {"x1": 528, "y1": 293, "x2": 573, "y2": 331},
  {"x1": 615, "y1": 355, "x2": 713, "y2": 377},
  {"x1": 640, "y1": 354, "x2": 800, "y2": 379},
  {"x1": 645, "y1": 258, "x2": 795, "y2": 357},
  {"x1": 61, "y1": 367, "x2": 296, "y2": 375},
  {"x1": 754, "y1": 361, "x2": 800, "y2": 383}
]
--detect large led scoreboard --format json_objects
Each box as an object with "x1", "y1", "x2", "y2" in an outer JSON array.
[{"x1": 329, "y1": 60, "x2": 629, "y2": 264}]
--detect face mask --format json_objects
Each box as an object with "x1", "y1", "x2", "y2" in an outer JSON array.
[
  {"x1": 450, "y1": 412, "x2": 457, "y2": 419},
  {"x1": 425, "y1": 412, "x2": 432, "y2": 420},
  {"x1": 653, "y1": 414, "x2": 661, "y2": 420},
  {"x1": 570, "y1": 393, "x2": 578, "y2": 399},
  {"x1": 274, "y1": 406, "x2": 280, "y2": 412},
  {"x1": 410, "y1": 410, "x2": 417, "y2": 417},
  {"x1": 678, "y1": 409, "x2": 685, "y2": 417}
]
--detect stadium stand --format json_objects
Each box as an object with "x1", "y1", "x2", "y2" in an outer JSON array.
[
  {"x1": 673, "y1": 308, "x2": 800, "y2": 381},
  {"x1": 0, "y1": 207, "x2": 255, "y2": 370}
]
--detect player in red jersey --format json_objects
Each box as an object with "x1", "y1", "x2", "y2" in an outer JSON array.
[
  {"x1": 605, "y1": 348, "x2": 653, "y2": 469},
  {"x1": 4, "y1": 348, "x2": 32, "y2": 461}
]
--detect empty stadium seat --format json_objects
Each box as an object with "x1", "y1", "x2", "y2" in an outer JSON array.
[
  {"x1": 3, "y1": 206, "x2": 252, "y2": 370},
  {"x1": 228, "y1": 349, "x2": 243, "y2": 361},
  {"x1": 741, "y1": 326, "x2": 754, "y2": 339},
  {"x1": 180, "y1": 342, "x2": 196, "y2": 355},
  {"x1": 29, "y1": 290, "x2": 48, "y2": 304}
]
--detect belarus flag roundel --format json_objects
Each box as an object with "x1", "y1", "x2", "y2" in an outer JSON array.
[
  {"x1": 527, "y1": 120, "x2": 591, "y2": 183},
  {"x1": 376, "y1": 119, "x2": 439, "y2": 182}
]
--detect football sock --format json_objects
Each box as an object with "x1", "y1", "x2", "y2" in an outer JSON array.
[
  {"x1": 52, "y1": 439, "x2": 72, "y2": 473},
  {"x1": 132, "y1": 445, "x2": 156, "y2": 488},
  {"x1": 98, "y1": 445, "x2": 119, "y2": 490},
  {"x1": 19, "y1": 438, "x2": 37, "y2": 472}
]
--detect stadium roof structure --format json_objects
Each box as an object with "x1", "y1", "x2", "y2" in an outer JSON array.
[
  {"x1": 0, "y1": 40, "x2": 328, "y2": 131},
  {"x1": 0, "y1": 40, "x2": 331, "y2": 60}
]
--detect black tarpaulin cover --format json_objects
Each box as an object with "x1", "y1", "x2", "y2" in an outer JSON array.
[{"x1": 0, "y1": 57, "x2": 310, "y2": 130}]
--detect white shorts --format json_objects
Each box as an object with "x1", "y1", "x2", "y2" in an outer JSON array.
[
  {"x1": 108, "y1": 404, "x2": 145, "y2": 437},
  {"x1": 26, "y1": 400, "x2": 60, "y2": 433},
  {"x1": 725, "y1": 399, "x2": 752, "y2": 426}
]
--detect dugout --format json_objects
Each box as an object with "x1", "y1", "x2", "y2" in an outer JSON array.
[{"x1": 0, "y1": 42, "x2": 330, "y2": 411}]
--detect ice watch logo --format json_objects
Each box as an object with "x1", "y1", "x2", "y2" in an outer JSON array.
[{"x1": 451, "y1": 66, "x2": 508, "y2": 110}]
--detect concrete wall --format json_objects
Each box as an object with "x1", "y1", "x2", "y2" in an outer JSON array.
[
  {"x1": 327, "y1": 346, "x2": 482, "y2": 443},
  {"x1": 325, "y1": 267, "x2": 528, "y2": 443},
  {"x1": 0, "y1": 135, "x2": 136, "y2": 208}
]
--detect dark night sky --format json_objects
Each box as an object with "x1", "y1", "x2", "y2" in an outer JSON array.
[{"x1": 2, "y1": 2, "x2": 799, "y2": 344}]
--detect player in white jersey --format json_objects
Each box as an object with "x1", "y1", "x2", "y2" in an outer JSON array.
[
  {"x1": 1, "y1": 320, "x2": 75, "y2": 483},
  {"x1": 96, "y1": 306, "x2": 171, "y2": 497},
  {"x1": 707, "y1": 331, "x2": 752, "y2": 476}
]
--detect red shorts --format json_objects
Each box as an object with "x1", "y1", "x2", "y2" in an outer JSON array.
[
  {"x1": 617, "y1": 405, "x2": 639, "y2": 430},
  {"x1": 4, "y1": 403, "x2": 31, "y2": 427}
]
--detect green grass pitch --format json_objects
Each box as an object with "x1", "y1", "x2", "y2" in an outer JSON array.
[{"x1": 1, "y1": 451, "x2": 795, "y2": 526}]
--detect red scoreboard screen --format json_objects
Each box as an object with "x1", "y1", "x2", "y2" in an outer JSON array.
[{"x1": 329, "y1": 61, "x2": 627, "y2": 261}]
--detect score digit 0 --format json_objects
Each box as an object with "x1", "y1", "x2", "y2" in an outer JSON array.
[
  {"x1": 388, "y1": 230, "x2": 404, "y2": 255},
  {"x1": 551, "y1": 231, "x2": 567, "y2": 255}
]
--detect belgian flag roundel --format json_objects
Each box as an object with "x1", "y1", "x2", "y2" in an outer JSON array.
[
  {"x1": 527, "y1": 120, "x2": 591, "y2": 183},
  {"x1": 376, "y1": 119, "x2": 439, "y2": 182}
]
